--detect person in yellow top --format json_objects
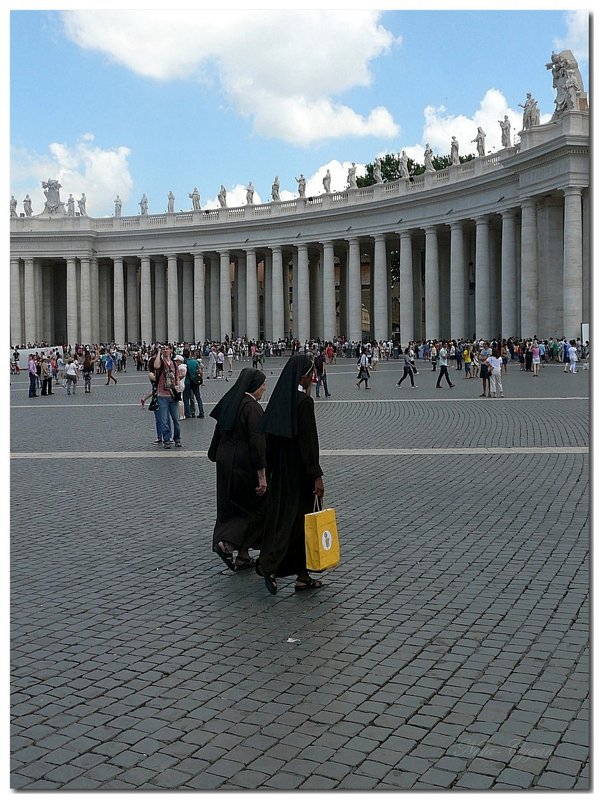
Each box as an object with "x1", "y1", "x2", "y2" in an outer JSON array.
[{"x1": 463, "y1": 347, "x2": 472, "y2": 378}]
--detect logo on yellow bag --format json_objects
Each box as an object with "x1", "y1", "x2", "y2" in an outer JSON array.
[{"x1": 321, "y1": 530, "x2": 332, "y2": 551}]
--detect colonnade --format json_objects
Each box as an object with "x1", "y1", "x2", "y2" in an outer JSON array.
[{"x1": 10, "y1": 187, "x2": 587, "y2": 347}]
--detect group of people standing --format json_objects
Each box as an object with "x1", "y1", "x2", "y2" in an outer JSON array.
[{"x1": 208, "y1": 356, "x2": 325, "y2": 595}]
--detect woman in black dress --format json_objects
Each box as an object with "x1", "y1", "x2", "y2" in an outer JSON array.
[
  {"x1": 208, "y1": 368, "x2": 267, "y2": 571},
  {"x1": 256, "y1": 355, "x2": 325, "y2": 595}
]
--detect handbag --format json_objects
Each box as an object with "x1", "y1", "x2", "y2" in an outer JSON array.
[{"x1": 305, "y1": 497, "x2": 340, "y2": 572}]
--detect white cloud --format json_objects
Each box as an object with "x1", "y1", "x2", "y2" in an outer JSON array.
[
  {"x1": 554, "y1": 10, "x2": 589, "y2": 68},
  {"x1": 60, "y1": 9, "x2": 398, "y2": 146},
  {"x1": 10, "y1": 135, "x2": 133, "y2": 217}
]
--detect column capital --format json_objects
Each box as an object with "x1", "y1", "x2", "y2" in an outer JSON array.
[{"x1": 563, "y1": 185, "x2": 583, "y2": 198}]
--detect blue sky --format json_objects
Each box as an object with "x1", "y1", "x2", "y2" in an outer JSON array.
[{"x1": 8, "y1": 6, "x2": 590, "y2": 217}]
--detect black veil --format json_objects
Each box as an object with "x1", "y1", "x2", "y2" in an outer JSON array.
[
  {"x1": 209, "y1": 368, "x2": 266, "y2": 431},
  {"x1": 259, "y1": 354, "x2": 314, "y2": 438}
]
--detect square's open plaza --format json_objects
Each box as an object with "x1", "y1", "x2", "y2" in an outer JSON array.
[{"x1": 10, "y1": 356, "x2": 589, "y2": 790}]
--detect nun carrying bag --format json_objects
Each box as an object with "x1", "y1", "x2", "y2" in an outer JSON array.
[{"x1": 305, "y1": 497, "x2": 340, "y2": 572}]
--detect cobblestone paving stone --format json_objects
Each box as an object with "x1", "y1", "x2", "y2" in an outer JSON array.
[{"x1": 11, "y1": 358, "x2": 589, "y2": 789}]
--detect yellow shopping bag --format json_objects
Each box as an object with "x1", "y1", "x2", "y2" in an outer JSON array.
[{"x1": 305, "y1": 499, "x2": 340, "y2": 572}]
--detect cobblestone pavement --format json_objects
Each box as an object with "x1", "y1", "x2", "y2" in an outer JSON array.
[{"x1": 11, "y1": 357, "x2": 589, "y2": 790}]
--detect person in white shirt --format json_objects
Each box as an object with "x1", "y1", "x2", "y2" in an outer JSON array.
[
  {"x1": 435, "y1": 342, "x2": 455, "y2": 389},
  {"x1": 483, "y1": 348, "x2": 504, "y2": 397}
]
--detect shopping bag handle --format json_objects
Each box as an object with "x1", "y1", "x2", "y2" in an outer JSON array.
[{"x1": 313, "y1": 495, "x2": 323, "y2": 513}]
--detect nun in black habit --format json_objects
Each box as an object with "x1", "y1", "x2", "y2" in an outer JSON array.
[
  {"x1": 256, "y1": 354, "x2": 325, "y2": 594},
  {"x1": 208, "y1": 368, "x2": 267, "y2": 571}
]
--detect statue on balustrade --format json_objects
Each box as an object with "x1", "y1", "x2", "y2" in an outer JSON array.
[
  {"x1": 296, "y1": 174, "x2": 306, "y2": 197},
  {"x1": 139, "y1": 194, "x2": 148, "y2": 215},
  {"x1": 189, "y1": 188, "x2": 201, "y2": 210},
  {"x1": 423, "y1": 144, "x2": 435, "y2": 172},
  {"x1": 450, "y1": 136, "x2": 460, "y2": 165},
  {"x1": 23, "y1": 195, "x2": 33, "y2": 216},
  {"x1": 471, "y1": 127, "x2": 486, "y2": 157},
  {"x1": 114, "y1": 195, "x2": 122, "y2": 216},
  {"x1": 399, "y1": 150, "x2": 410, "y2": 179},
  {"x1": 42, "y1": 178, "x2": 66, "y2": 215},
  {"x1": 271, "y1": 176, "x2": 280, "y2": 202},
  {"x1": 218, "y1": 185, "x2": 227, "y2": 207},
  {"x1": 322, "y1": 169, "x2": 331, "y2": 193},
  {"x1": 347, "y1": 163, "x2": 357, "y2": 189},
  {"x1": 78, "y1": 193, "x2": 87, "y2": 216},
  {"x1": 519, "y1": 93, "x2": 540, "y2": 130},
  {"x1": 546, "y1": 50, "x2": 585, "y2": 119},
  {"x1": 167, "y1": 191, "x2": 175, "y2": 213},
  {"x1": 246, "y1": 182, "x2": 255, "y2": 204},
  {"x1": 373, "y1": 158, "x2": 383, "y2": 183},
  {"x1": 67, "y1": 194, "x2": 75, "y2": 216},
  {"x1": 498, "y1": 115, "x2": 511, "y2": 148},
  {"x1": 10, "y1": 196, "x2": 17, "y2": 217}
]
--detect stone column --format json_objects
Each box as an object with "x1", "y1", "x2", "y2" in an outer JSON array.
[
  {"x1": 282, "y1": 253, "x2": 291, "y2": 338},
  {"x1": 347, "y1": 238, "x2": 362, "y2": 343},
  {"x1": 373, "y1": 234, "x2": 388, "y2": 341},
  {"x1": 424, "y1": 227, "x2": 440, "y2": 340},
  {"x1": 475, "y1": 217, "x2": 491, "y2": 339},
  {"x1": 449, "y1": 222, "x2": 466, "y2": 340},
  {"x1": 42, "y1": 265, "x2": 53, "y2": 343},
  {"x1": 10, "y1": 258, "x2": 22, "y2": 346},
  {"x1": 246, "y1": 249, "x2": 259, "y2": 341},
  {"x1": 398, "y1": 232, "x2": 413, "y2": 345},
  {"x1": 167, "y1": 254, "x2": 179, "y2": 343},
  {"x1": 140, "y1": 256, "x2": 153, "y2": 344},
  {"x1": 501, "y1": 210, "x2": 517, "y2": 339},
  {"x1": 219, "y1": 251, "x2": 232, "y2": 341},
  {"x1": 23, "y1": 258, "x2": 36, "y2": 344},
  {"x1": 193, "y1": 253, "x2": 205, "y2": 344},
  {"x1": 291, "y1": 249, "x2": 299, "y2": 338},
  {"x1": 271, "y1": 246, "x2": 284, "y2": 341},
  {"x1": 237, "y1": 253, "x2": 247, "y2": 338},
  {"x1": 34, "y1": 262, "x2": 43, "y2": 342},
  {"x1": 322, "y1": 241, "x2": 336, "y2": 342},
  {"x1": 263, "y1": 253, "x2": 272, "y2": 341},
  {"x1": 297, "y1": 244, "x2": 310, "y2": 344},
  {"x1": 98, "y1": 266, "x2": 109, "y2": 343},
  {"x1": 90, "y1": 257, "x2": 99, "y2": 343},
  {"x1": 181, "y1": 255, "x2": 194, "y2": 342},
  {"x1": 210, "y1": 254, "x2": 220, "y2": 341},
  {"x1": 67, "y1": 257, "x2": 79, "y2": 346},
  {"x1": 563, "y1": 187, "x2": 583, "y2": 340},
  {"x1": 113, "y1": 256, "x2": 125, "y2": 345},
  {"x1": 80, "y1": 256, "x2": 92, "y2": 345},
  {"x1": 520, "y1": 198, "x2": 538, "y2": 338},
  {"x1": 338, "y1": 246, "x2": 348, "y2": 339},
  {"x1": 154, "y1": 257, "x2": 167, "y2": 342},
  {"x1": 126, "y1": 259, "x2": 139, "y2": 344}
]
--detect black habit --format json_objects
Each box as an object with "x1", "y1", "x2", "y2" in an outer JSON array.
[
  {"x1": 258, "y1": 356, "x2": 323, "y2": 577},
  {"x1": 208, "y1": 374, "x2": 267, "y2": 551}
]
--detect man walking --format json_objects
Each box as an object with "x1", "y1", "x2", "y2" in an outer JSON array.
[
  {"x1": 436, "y1": 341, "x2": 455, "y2": 389},
  {"x1": 314, "y1": 347, "x2": 332, "y2": 398}
]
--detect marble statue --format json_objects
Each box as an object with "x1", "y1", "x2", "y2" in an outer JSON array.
[
  {"x1": 399, "y1": 151, "x2": 410, "y2": 179},
  {"x1": 42, "y1": 178, "x2": 65, "y2": 215},
  {"x1": 519, "y1": 93, "x2": 540, "y2": 130},
  {"x1": 296, "y1": 174, "x2": 306, "y2": 197},
  {"x1": 78, "y1": 193, "x2": 87, "y2": 216},
  {"x1": 499, "y1": 115, "x2": 511, "y2": 148},
  {"x1": 271, "y1": 176, "x2": 280, "y2": 202},
  {"x1": 424, "y1": 145, "x2": 435, "y2": 173},
  {"x1": 189, "y1": 188, "x2": 201, "y2": 210},
  {"x1": 450, "y1": 136, "x2": 460, "y2": 165},
  {"x1": 114, "y1": 195, "x2": 122, "y2": 216},
  {"x1": 322, "y1": 169, "x2": 331, "y2": 193},
  {"x1": 347, "y1": 163, "x2": 357, "y2": 189},
  {"x1": 23, "y1": 195, "x2": 33, "y2": 216},
  {"x1": 67, "y1": 194, "x2": 75, "y2": 216},
  {"x1": 472, "y1": 127, "x2": 486, "y2": 157},
  {"x1": 10, "y1": 196, "x2": 17, "y2": 217},
  {"x1": 373, "y1": 158, "x2": 383, "y2": 183},
  {"x1": 546, "y1": 50, "x2": 585, "y2": 119},
  {"x1": 246, "y1": 182, "x2": 254, "y2": 205},
  {"x1": 139, "y1": 194, "x2": 148, "y2": 215},
  {"x1": 167, "y1": 191, "x2": 175, "y2": 213},
  {"x1": 218, "y1": 185, "x2": 227, "y2": 208}
]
